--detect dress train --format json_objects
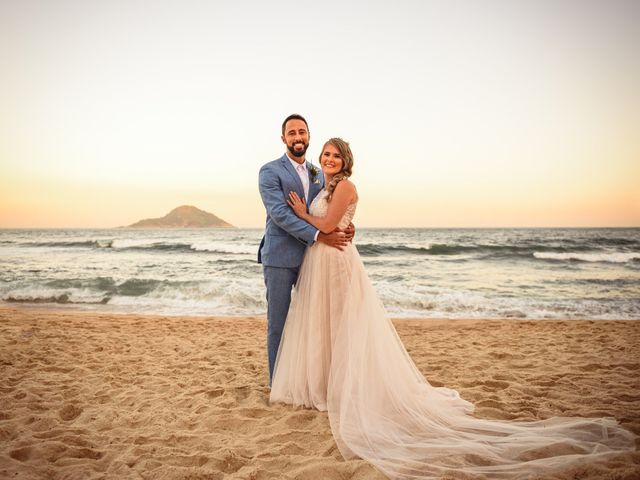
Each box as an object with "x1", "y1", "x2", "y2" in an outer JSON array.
[{"x1": 270, "y1": 190, "x2": 636, "y2": 479}]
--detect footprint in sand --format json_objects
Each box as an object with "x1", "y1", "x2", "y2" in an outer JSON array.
[
  {"x1": 232, "y1": 386, "x2": 250, "y2": 402},
  {"x1": 285, "y1": 411, "x2": 317, "y2": 428},
  {"x1": 9, "y1": 446, "x2": 32, "y2": 462},
  {"x1": 59, "y1": 404, "x2": 83, "y2": 421},
  {"x1": 49, "y1": 446, "x2": 104, "y2": 462},
  {"x1": 482, "y1": 379, "x2": 510, "y2": 390},
  {"x1": 0, "y1": 426, "x2": 17, "y2": 442},
  {"x1": 214, "y1": 450, "x2": 248, "y2": 474},
  {"x1": 278, "y1": 441, "x2": 307, "y2": 455},
  {"x1": 206, "y1": 388, "x2": 225, "y2": 399},
  {"x1": 476, "y1": 399, "x2": 505, "y2": 409}
]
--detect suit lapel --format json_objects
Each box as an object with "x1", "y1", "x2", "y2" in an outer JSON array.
[
  {"x1": 280, "y1": 155, "x2": 305, "y2": 198},
  {"x1": 306, "y1": 162, "x2": 322, "y2": 207}
]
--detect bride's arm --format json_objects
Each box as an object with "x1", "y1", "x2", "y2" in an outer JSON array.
[{"x1": 288, "y1": 180, "x2": 357, "y2": 234}]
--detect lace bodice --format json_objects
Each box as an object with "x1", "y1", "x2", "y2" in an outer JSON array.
[{"x1": 309, "y1": 189, "x2": 357, "y2": 230}]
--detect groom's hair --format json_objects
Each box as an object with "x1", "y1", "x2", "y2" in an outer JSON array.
[{"x1": 282, "y1": 114, "x2": 308, "y2": 134}]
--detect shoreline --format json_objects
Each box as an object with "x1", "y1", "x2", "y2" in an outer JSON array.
[
  {"x1": 3, "y1": 303, "x2": 638, "y2": 323},
  {"x1": 1, "y1": 306, "x2": 638, "y2": 479}
]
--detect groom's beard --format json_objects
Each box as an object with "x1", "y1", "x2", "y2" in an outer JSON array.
[{"x1": 288, "y1": 141, "x2": 308, "y2": 158}]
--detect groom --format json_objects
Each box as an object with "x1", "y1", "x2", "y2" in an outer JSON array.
[{"x1": 258, "y1": 113, "x2": 352, "y2": 385}]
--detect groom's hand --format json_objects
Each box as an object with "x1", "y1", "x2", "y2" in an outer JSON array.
[
  {"x1": 317, "y1": 230, "x2": 349, "y2": 251},
  {"x1": 343, "y1": 222, "x2": 355, "y2": 243}
]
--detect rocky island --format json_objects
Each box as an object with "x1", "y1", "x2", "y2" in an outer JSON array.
[{"x1": 125, "y1": 205, "x2": 234, "y2": 228}]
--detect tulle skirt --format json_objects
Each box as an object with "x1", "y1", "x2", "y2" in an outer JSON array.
[{"x1": 269, "y1": 242, "x2": 636, "y2": 479}]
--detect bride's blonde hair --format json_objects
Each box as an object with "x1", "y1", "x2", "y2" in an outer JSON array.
[{"x1": 321, "y1": 138, "x2": 353, "y2": 201}]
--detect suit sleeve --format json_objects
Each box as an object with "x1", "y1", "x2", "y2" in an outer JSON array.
[{"x1": 259, "y1": 165, "x2": 318, "y2": 246}]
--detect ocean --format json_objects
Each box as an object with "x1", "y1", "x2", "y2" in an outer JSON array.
[{"x1": 1, "y1": 228, "x2": 639, "y2": 319}]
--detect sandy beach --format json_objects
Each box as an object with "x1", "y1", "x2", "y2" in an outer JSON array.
[{"x1": 0, "y1": 306, "x2": 638, "y2": 479}]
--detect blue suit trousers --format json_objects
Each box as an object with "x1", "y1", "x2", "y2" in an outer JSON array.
[{"x1": 263, "y1": 265, "x2": 300, "y2": 385}]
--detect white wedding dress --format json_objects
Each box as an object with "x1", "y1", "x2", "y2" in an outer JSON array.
[{"x1": 269, "y1": 189, "x2": 636, "y2": 479}]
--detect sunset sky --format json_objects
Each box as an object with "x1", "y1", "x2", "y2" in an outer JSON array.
[{"x1": 1, "y1": 0, "x2": 639, "y2": 228}]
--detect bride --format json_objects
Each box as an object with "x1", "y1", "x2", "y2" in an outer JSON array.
[{"x1": 269, "y1": 138, "x2": 636, "y2": 479}]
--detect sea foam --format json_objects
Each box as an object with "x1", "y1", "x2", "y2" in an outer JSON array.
[{"x1": 533, "y1": 251, "x2": 640, "y2": 263}]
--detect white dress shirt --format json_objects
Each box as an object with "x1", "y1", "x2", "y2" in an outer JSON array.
[
  {"x1": 286, "y1": 153, "x2": 319, "y2": 242},
  {"x1": 287, "y1": 154, "x2": 310, "y2": 200}
]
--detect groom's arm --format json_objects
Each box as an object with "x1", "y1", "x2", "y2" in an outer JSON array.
[{"x1": 259, "y1": 165, "x2": 318, "y2": 246}]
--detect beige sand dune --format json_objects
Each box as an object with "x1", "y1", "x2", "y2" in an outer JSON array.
[{"x1": 0, "y1": 307, "x2": 638, "y2": 479}]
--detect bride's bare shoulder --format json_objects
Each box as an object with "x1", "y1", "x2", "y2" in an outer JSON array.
[
  {"x1": 336, "y1": 178, "x2": 356, "y2": 191},
  {"x1": 335, "y1": 179, "x2": 358, "y2": 202}
]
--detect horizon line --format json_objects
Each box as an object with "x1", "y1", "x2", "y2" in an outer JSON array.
[{"x1": 1, "y1": 225, "x2": 639, "y2": 230}]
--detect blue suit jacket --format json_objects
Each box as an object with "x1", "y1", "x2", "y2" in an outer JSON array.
[{"x1": 258, "y1": 154, "x2": 324, "y2": 268}]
